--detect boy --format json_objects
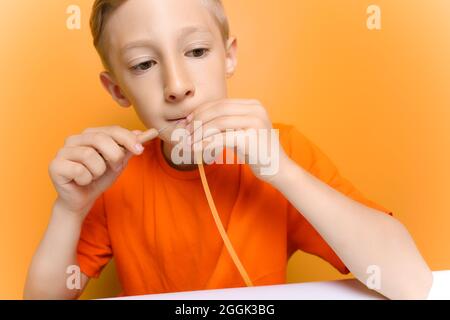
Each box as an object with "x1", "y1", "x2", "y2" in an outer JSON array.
[{"x1": 24, "y1": 0, "x2": 432, "y2": 299}]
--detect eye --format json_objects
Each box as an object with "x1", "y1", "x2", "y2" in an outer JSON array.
[
  {"x1": 186, "y1": 48, "x2": 210, "y2": 58},
  {"x1": 131, "y1": 60, "x2": 156, "y2": 72}
]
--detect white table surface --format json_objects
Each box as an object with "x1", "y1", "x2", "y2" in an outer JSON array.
[{"x1": 109, "y1": 270, "x2": 450, "y2": 300}]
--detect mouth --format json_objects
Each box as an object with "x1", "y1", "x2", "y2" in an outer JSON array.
[{"x1": 167, "y1": 116, "x2": 188, "y2": 122}]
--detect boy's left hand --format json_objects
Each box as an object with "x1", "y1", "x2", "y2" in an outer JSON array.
[{"x1": 185, "y1": 99, "x2": 289, "y2": 183}]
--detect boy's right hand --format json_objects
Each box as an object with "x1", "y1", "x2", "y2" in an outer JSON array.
[{"x1": 49, "y1": 126, "x2": 158, "y2": 218}]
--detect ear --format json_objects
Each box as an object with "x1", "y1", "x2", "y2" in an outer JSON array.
[
  {"x1": 225, "y1": 36, "x2": 238, "y2": 78},
  {"x1": 99, "y1": 71, "x2": 132, "y2": 108}
]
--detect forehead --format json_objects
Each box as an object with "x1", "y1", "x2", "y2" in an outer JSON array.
[{"x1": 104, "y1": 0, "x2": 220, "y2": 51}]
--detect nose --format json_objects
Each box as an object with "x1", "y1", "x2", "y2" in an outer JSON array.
[{"x1": 163, "y1": 59, "x2": 195, "y2": 103}]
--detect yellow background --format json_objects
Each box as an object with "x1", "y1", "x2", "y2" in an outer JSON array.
[{"x1": 0, "y1": 0, "x2": 449, "y2": 299}]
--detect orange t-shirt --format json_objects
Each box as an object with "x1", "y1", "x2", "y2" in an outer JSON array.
[{"x1": 77, "y1": 123, "x2": 392, "y2": 296}]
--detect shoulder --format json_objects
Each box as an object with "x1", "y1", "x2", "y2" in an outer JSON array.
[{"x1": 272, "y1": 122, "x2": 314, "y2": 150}]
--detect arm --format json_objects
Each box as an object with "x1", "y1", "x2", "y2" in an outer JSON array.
[
  {"x1": 24, "y1": 126, "x2": 158, "y2": 300},
  {"x1": 271, "y1": 155, "x2": 433, "y2": 300},
  {"x1": 184, "y1": 99, "x2": 433, "y2": 299},
  {"x1": 24, "y1": 200, "x2": 90, "y2": 299}
]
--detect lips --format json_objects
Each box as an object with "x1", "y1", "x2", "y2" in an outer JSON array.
[
  {"x1": 166, "y1": 107, "x2": 195, "y2": 122},
  {"x1": 167, "y1": 112, "x2": 193, "y2": 122},
  {"x1": 168, "y1": 116, "x2": 187, "y2": 122}
]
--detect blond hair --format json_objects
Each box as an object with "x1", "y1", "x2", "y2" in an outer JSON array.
[{"x1": 90, "y1": 0, "x2": 230, "y2": 70}]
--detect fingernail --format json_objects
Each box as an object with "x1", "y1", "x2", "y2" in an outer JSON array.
[{"x1": 135, "y1": 144, "x2": 144, "y2": 154}]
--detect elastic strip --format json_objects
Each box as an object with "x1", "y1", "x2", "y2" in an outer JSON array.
[{"x1": 195, "y1": 151, "x2": 253, "y2": 287}]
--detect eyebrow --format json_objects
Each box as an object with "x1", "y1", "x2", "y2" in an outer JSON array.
[{"x1": 121, "y1": 25, "x2": 213, "y2": 54}]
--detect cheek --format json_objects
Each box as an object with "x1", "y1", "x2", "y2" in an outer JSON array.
[
  {"x1": 135, "y1": 101, "x2": 163, "y2": 128},
  {"x1": 112, "y1": 65, "x2": 166, "y2": 128},
  {"x1": 131, "y1": 86, "x2": 159, "y2": 110},
  {"x1": 190, "y1": 56, "x2": 228, "y2": 97},
  {"x1": 123, "y1": 80, "x2": 163, "y2": 127}
]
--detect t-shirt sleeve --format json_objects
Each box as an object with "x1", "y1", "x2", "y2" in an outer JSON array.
[
  {"x1": 76, "y1": 193, "x2": 113, "y2": 278},
  {"x1": 282, "y1": 125, "x2": 393, "y2": 275}
]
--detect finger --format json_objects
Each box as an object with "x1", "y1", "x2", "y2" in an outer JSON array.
[
  {"x1": 189, "y1": 116, "x2": 263, "y2": 145},
  {"x1": 186, "y1": 104, "x2": 254, "y2": 135},
  {"x1": 83, "y1": 126, "x2": 145, "y2": 155},
  {"x1": 58, "y1": 146, "x2": 107, "y2": 180},
  {"x1": 65, "y1": 132, "x2": 126, "y2": 172},
  {"x1": 137, "y1": 128, "x2": 159, "y2": 144},
  {"x1": 187, "y1": 99, "x2": 258, "y2": 122},
  {"x1": 50, "y1": 158, "x2": 93, "y2": 186}
]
